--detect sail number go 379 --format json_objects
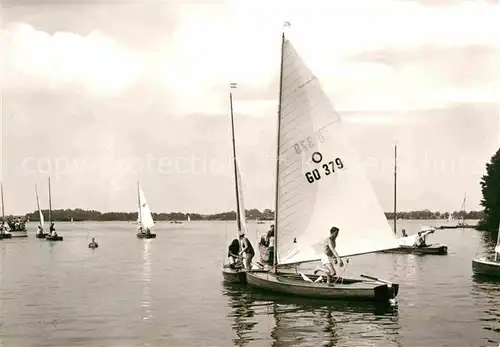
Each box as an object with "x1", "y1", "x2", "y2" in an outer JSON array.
[{"x1": 292, "y1": 131, "x2": 345, "y2": 184}]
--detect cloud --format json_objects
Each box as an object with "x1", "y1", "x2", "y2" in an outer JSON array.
[{"x1": 2, "y1": 23, "x2": 145, "y2": 95}]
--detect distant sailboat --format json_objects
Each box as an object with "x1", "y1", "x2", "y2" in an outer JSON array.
[
  {"x1": 46, "y1": 177, "x2": 63, "y2": 241},
  {"x1": 383, "y1": 145, "x2": 448, "y2": 255},
  {"x1": 245, "y1": 24, "x2": 400, "y2": 301},
  {"x1": 0, "y1": 182, "x2": 12, "y2": 239},
  {"x1": 136, "y1": 182, "x2": 156, "y2": 239},
  {"x1": 187, "y1": 214, "x2": 191, "y2": 222},
  {"x1": 35, "y1": 183, "x2": 48, "y2": 238}
]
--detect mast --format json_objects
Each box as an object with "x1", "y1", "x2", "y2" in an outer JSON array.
[
  {"x1": 229, "y1": 83, "x2": 242, "y2": 232},
  {"x1": 48, "y1": 177, "x2": 52, "y2": 224},
  {"x1": 137, "y1": 181, "x2": 142, "y2": 227},
  {"x1": 393, "y1": 144, "x2": 397, "y2": 234},
  {"x1": 273, "y1": 24, "x2": 287, "y2": 268},
  {"x1": 35, "y1": 183, "x2": 40, "y2": 226}
]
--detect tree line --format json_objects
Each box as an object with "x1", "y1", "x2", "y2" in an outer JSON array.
[{"x1": 9, "y1": 208, "x2": 484, "y2": 222}]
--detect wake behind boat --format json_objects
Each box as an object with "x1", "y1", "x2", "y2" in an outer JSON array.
[
  {"x1": 136, "y1": 183, "x2": 156, "y2": 239},
  {"x1": 246, "y1": 24, "x2": 400, "y2": 302}
]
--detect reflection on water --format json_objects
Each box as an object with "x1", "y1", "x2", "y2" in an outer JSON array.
[
  {"x1": 222, "y1": 283, "x2": 401, "y2": 347},
  {"x1": 471, "y1": 275, "x2": 500, "y2": 341},
  {"x1": 142, "y1": 239, "x2": 152, "y2": 321}
]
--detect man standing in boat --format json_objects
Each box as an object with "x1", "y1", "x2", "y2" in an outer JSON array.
[
  {"x1": 239, "y1": 233, "x2": 255, "y2": 270},
  {"x1": 315, "y1": 226, "x2": 344, "y2": 285}
]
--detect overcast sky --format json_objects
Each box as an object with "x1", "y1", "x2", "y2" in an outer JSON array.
[{"x1": 1, "y1": 0, "x2": 499, "y2": 215}]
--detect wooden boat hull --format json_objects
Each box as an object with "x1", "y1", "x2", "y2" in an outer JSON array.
[
  {"x1": 222, "y1": 265, "x2": 247, "y2": 284},
  {"x1": 0, "y1": 233, "x2": 12, "y2": 239},
  {"x1": 36, "y1": 233, "x2": 48, "y2": 239},
  {"x1": 246, "y1": 270, "x2": 399, "y2": 302},
  {"x1": 438, "y1": 225, "x2": 476, "y2": 229},
  {"x1": 88, "y1": 244, "x2": 98, "y2": 249},
  {"x1": 472, "y1": 257, "x2": 500, "y2": 277},
  {"x1": 382, "y1": 244, "x2": 448, "y2": 255},
  {"x1": 9, "y1": 230, "x2": 28, "y2": 237},
  {"x1": 136, "y1": 233, "x2": 156, "y2": 239},
  {"x1": 46, "y1": 235, "x2": 63, "y2": 241}
]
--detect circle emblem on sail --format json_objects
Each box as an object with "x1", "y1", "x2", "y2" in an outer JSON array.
[{"x1": 311, "y1": 152, "x2": 323, "y2": 164}]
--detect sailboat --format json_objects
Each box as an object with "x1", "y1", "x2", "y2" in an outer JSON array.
[
  {"x1": 245, "y1": 24, "x2": 400, "y2": 301},
  {"x1": 472, "y1": 221, "x2": 500, "y2": 277},
  {"x1": 439, "y1": 193, "x2": 474, "y2": 229},
  {"x1": 1, "y1": 182, "x2": 28, "y2": 237},
  {"x1": 222, "y1": 83, "x2": 258, "y2": 284},
  {"x1": 136, "y1": 182, "x2": 156, "y2": 239},
  {"x1": 46, "y1": 177, "x2": 63, "y2": 241},
  {"x1": 0, "y1": 183, "x2": 12, "y2": 239},
  {"x1": 382, "y1": 145, "x2": 448, "y2": 255},
  {"x1": 35, "y1": 183, "x2": 48, "y2": 238},
  {"x1": 187, "y1": 214, "x2": 191, "y2": 222}
]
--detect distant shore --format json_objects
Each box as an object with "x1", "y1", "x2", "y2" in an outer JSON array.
[{"x1": 5, "y1": 208, "x2": 485, "y2": 222}]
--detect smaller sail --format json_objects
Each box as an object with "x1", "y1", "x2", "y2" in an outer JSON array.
[
  {"x1": 138, "y1": 187, "x2": 155, "y2": 229},
  {"x1": 235, "y1": 162, "x2": 248, "y2": 236},
  {"x1": 187, "y1": 215, "x2": 191, "y2": 222},
  {"x1": 36, "y1": 187, "x2": 44, "y2": 229}
]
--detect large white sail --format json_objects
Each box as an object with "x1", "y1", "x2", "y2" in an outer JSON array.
[
  {"x1": 275, "y1": 38, "x2": 399, "y2": 265},
  {"x1": 138, "y1": 186, "x2": 155, "y2": 229},
  {"x1": 35, "y1": 184, "x2": 44, "y2": 228}
]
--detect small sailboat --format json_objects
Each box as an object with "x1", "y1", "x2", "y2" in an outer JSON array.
[
  {"x1": 1, "y1": 182, "x2": 27, "y2": 238},
  {"x1": 383, "y1": 145, "x2": 447, "y2": 255},
  {"x1": 35, "y1": 183, "x2": 48, "y2": 238},
  {"x1": 0, "y1": 183, "x2": 12, "y2": 239},
  {"x1": 246, "y1": 24, "x2": 400, "y2": 302},
  {"x1": 472, "y1": 222, "x2": 500, "y2": 277},
  {"x1": 136, "y1": 182, "x2": 156, "y2": 239},
  {"x1": 46, "y1": 177, "x2": 63, "y2": 241},
  {"x1": 187, "y1": 215, "x2": 191, "y2": 222},
  {"x1": 222, "y1": 82, "x2": 258, "y2": 284}
]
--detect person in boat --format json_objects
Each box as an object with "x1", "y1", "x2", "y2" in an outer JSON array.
[
  {"x1": 227, "y1": 238, "x2": 241, "y2": 267},
  {"x1": 49, "y1": 222, "x2": 58, "y2": 237},
  {"x1": 88, "y1": 237, "x2": 98, "y2": 248},
  {"x1": 401, "y1": 229, "x2": 408, "y2": 237},
  {"x1": 145, "y1": 228, "x2": 151, "y2": 235},
  {"x1": 37, "y1": 225, "x2": 44, "y2": 235},
  {"x1": 266, "y1": 226, "x2": 275, "y2": 265},
  {"x1": 314, "y1": 226, "x2": 344, "y2": 285},
  {"x1": 415, "y1": 231, "x2": 427, "y2": 248},
  {"x1": 239, "y1": 233, "x2": 255, "y2": 270}
]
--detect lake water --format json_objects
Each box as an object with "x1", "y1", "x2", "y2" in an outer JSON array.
[{"x1": 0, "y1": 220, "x2": 499, "y2": 347}]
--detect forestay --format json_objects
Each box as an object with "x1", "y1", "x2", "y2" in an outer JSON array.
[
  {"x1": 138, "y1": 187, "x2": 155, "y2": 229},
  {"x1": 275, "y1": 38, "x2": 399, "y2": 265},
  {"x1": 235, "y1": 161, "x2": 248, "y2": 237},
  {"x1": 35, "y1": 185, "x2": 45, "y2": 228}
]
